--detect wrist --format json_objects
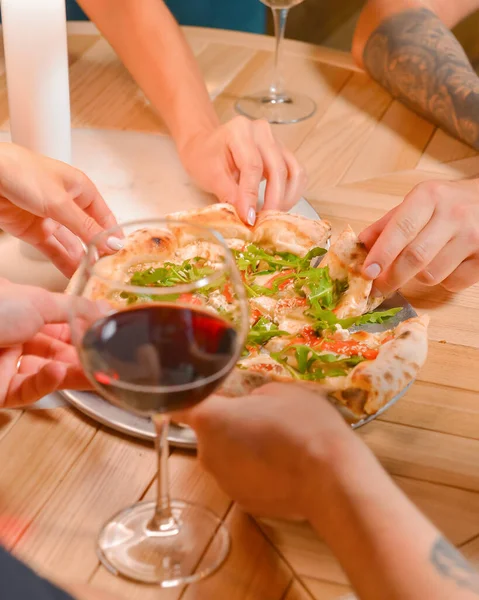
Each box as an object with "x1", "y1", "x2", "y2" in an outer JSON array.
[
  {"x1": 298, "y1": 428, "x2": 380, "y2": 537},
  {"x1": 175, "y1": 119, "x2": 220, "y2": 159}
]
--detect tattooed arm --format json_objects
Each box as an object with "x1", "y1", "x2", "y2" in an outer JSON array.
[
  {"x1": 307, "y1": 439, "x2": 479, "y2": 599},
  {"x1": 352, "y1": 0, "x2": 479, "y2": 148}
]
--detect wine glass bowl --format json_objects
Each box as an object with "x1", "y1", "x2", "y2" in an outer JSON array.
[
  {"x1": 69, "y1": 218, "x2": 248, "y2": 585},
  {"x1": 235, "y1": 0, "x2": 316, "y2": 124}
]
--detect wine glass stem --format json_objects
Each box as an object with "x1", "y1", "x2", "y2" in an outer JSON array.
[
  {"x1": 270, "y1": 7, "x2": 289, "y2": 99},
  {"x1": 147, "y1": 414, "x2": 178, "y2": 534}
]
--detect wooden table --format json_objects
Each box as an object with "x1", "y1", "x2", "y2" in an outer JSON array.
[{"x1": 1, "y1": 22, "x2": 479, "y2": 600}]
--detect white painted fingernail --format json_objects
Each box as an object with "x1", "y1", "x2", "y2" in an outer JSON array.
[
  {"x1": 364, "y1": 263, "x2": 381, "y2": 279},
  {"x1": 106, "y1": 236, "x2": 124, "y2": 251},
  {"x1": 247, "y1": 207, "x2": 256, "y2": 226}
]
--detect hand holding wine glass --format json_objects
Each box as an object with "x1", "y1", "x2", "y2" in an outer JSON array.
[
  {"x1": 69, "y1": 219, "x2": 248, "y2": 586},
  {"x1": 236, "y1": 0, "x2": 316, "y2": 124}
]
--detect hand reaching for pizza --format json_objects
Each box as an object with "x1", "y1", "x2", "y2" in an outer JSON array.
[
  {"x1": 0, "y1": 143, "x2": 118, "y2": 277},
  {"x1": 0, "y1": 282, "x2": 100, "y2": 408},
  {"x1": 178, "y1": 117, "x2": 307, "y2": 225},
  {"x1": 176, "y1": 382, "x2": 357, "y2": 522},
  {"x1": 359, "y1": 179, "x2": 479, "y2": 296}
]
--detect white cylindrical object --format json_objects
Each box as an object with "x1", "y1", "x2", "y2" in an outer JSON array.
[{"x1": 2, "y1": 0, "x2": 72, "y2": 163}]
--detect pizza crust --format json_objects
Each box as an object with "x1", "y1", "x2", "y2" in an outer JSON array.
[
  {"x1": 319, "y1": 226, "x2": 383, "y2": 318},
  {"x1": 252, "y1": 210, "x2": 331, "y2": 257},
  {"x1": 321, "y1": 315, "x2": 429, "y2": 416}
]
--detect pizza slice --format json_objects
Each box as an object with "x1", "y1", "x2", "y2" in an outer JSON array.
[
  {"x1": 220, "y1": 315, "x2": 429, "y2": 420},
  {"x1": 318, "y1": 226, "x2": 384, "y2": 319}
]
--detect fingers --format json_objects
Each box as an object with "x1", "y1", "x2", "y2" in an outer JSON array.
[
  {"x1": 72, "y1": 171, "x2": 118, "y2": 231},
  {"x1": 47, "y1": 171, "x2": 117, "y2": 248},
  {"x1": 440, "y1": 256, "x2": 479, "y2": 292},
  {"x1": 253, "y1": 120, "x2": 287, "y2": 211},
  {"x1": 358, "y1": 206, "x2": 398, "y2": 250},
  {"x1": 5, "y1": 360, "x2": 91, "y2": 408},
  {"x1": 281, "y1": 145, "x2": 307, "y2": 210},
  {"x1": 19, "y1": 286, "x2": 105, "y2": 329},
  {"x1": 17, "y1": 355, "x2": 90, "y2": 389},
  {"x1": 372, "y1": 213, "x2": 455, "y2": 296},
  {"x1": 361, "y1": 196, "x2": 436, "y2": 282},
  {"x1": 34, "y1": 220, "x2": 85, "y2": 277},
  {"x1": 22, "y1": 332, "x2": 79, "y2": 363},
  {"x1": 227, "y1": 118, "x2": 263, "y2": 224}
]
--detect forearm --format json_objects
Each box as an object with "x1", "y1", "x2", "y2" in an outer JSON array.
[
  {"x1": 78, "y1": 0, "x2": 219, "y2": 151},
  {"x1": 305, "y1": 438, "x2": 479, "y2": 599},
  {"x1": 353, "y1": 2, "x2": 479, "y2": 149}
]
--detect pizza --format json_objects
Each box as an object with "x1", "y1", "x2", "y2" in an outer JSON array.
[{"x1": 68, "y1": 203, "x2": 429, "y2": 421}]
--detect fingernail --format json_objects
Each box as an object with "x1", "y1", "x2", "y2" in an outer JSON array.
[
  {"x1": 363, "y1": 263, "x2": 381, "y2": 279},
  {"x1": 247, "y1": 207, "x2": 256, "y2": 226},
  {"x1": 106, "y1": 236, "x2": 124, "y2": 251}
]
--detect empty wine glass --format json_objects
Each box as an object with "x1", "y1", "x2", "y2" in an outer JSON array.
[
  {"x1": 235, "y1": 0, "x2": 316, "y2": 124},
  {"x1": 70, "y1": 218, "x2": 248, "y2": 586}
]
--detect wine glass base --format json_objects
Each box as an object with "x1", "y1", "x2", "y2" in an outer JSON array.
[
  {"x1": 235, "y1": 91, "x2": 316, "y2": 124},
  {"x1": 97, "y1": 499, "x2": 230, "y2": 586}
]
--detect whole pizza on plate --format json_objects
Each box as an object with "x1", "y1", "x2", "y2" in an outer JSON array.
[{"x1": 69, "y1": 204, "x2": 429, "y2": 422}]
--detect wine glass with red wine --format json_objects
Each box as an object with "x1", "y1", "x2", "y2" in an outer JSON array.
[{"x1": 69, "y1": 218, "x2": 248, "y2": 586}]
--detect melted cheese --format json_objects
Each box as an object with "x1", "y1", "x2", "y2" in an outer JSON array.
[{"x1": 250, "y1": 296, "x2": 277, "y2": 318}]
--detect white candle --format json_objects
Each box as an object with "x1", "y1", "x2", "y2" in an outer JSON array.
[{"x1": 2, "y1": 0, "x2": 72, "y2": 163}]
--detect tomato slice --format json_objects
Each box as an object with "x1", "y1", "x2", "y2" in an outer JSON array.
[
  {"x1": 250, "y1": 309, "x2": 262, "y2": 323},
  {"x1": 320, "y1": 339, "x2": 378, "y2": 360},
  {"x1": 265, "y1": 269, "x2": 295, "y2": 290},
  {"x1": 287, "y1": 327, "x2": 320, "y2": 346},
  {"x1": 223, "y1": 283, "x2": 234, "y2": 303},
  {"x1": 179, "y1": 293, "x2": 202, "y2": 306}
]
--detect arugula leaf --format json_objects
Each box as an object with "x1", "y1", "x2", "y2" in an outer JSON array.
[
  {"x1": 130, "y1": 258, "x2": 214, "y2": 288},
  {"x1": 244, "y1": 282, "x2": 276, "y2": 298},
  {"x1": 306, "y1": 305, "x2": 403, "y2": 332},
  {"x1": 119, "y1": 291, "x2": 180, "y2": 305},
  {"x1": 233, "y1": 244, "x2": 327, "y2": 277},
  {"x1": 272, "y1": 343, "x2": 366, "y2": 381},
  {"x1": 337, "y1": 307, "x2": 403, "y2": 328},
  {"x1": 246, "y1": 317, "x2": 289, "y2": 346}
]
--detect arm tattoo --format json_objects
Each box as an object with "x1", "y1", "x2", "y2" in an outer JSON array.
[
  {"x1": 431, "y1": 536, "x2": 479, "y2": 594},
  {"x1": 363, "y1": 8, "x2": 479, "y2": 149}
]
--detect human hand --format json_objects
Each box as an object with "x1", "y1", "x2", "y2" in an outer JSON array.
[
  {"x1": 177, "y1": 383, "x2": 357, "y2": 520},
  {"x1": 0, "y1": 282, "x2": 100, "y2": 407},
  {"x1": 178, "y1": 117, "x2": 307, "y2": 225},
  {"x1": 0, "y1": 143, "x2": 118, "y2": 277},
  {"x1": 359, "y1": 179, "x2": 479, "y2": 295}
]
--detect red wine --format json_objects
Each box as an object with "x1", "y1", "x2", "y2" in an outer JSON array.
[{"x1": 81, "y1": 305, "x2": 238, "y2": 414}]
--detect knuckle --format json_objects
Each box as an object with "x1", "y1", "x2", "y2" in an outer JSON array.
[
  {"x1": 419, "y1": 179, "x2": 447, "y2": 200},
  {"x1": 394, "y1": 215, "x2": 418, "y2": 240},
  {"x1": 402, "y1": 243, "x2": 429, "y2": 268},
  {"x1": 246, "y1": 157, "x2": 263, "y2": 176},
  {"x1": 254, "y1": 118, "x2": 274, "y2": 136},
  {"x1": 276, "y1": 165, "x2": 288, "y2": 181},
  {"x1": 467, "y1": 225, "x2": 479, "y2": 247},
  {"x1": 81, "y1": 214, "x2": 98, "y2": 235},
  {"x1": 450, "y1": 202, "x2": 471, "y2": 223}
]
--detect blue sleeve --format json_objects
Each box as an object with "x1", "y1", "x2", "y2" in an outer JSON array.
[
  {"x1": 0, "y1": 546, "x2": 75, "y2": 600},
  {"x1": 65, "y1": 0, "x2": 266, "y2": 33}
]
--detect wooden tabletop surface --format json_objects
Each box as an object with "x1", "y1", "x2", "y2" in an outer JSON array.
[{"x1": 1, "y1": 22, "x2": 479, "y2": 600}]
